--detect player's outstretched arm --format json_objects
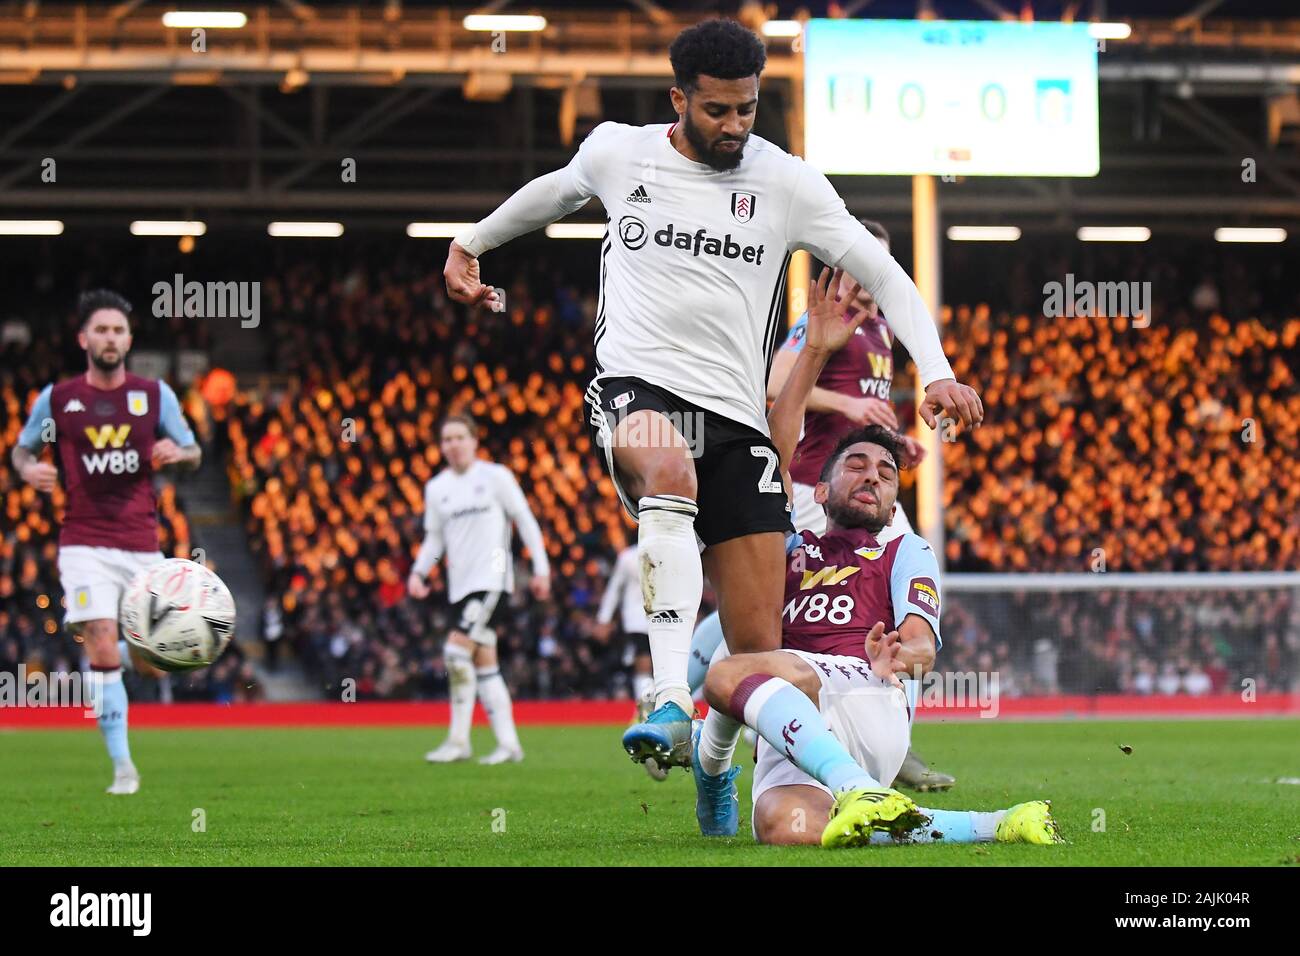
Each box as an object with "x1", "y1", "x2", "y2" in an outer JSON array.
[
  {"x1": 790, "y1": 165, "x2": 983, "y2": 431},
  {"x1": 768, "y1": 267, "x2": 868, "y2": 469},
  {"x1": 446, "y1": 124, "x2": 609, "y2": 308},
  {"x1": 766, "y1": 322, "x2": 898, "y2": 428}
]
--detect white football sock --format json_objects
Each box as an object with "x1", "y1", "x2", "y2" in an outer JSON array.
[
  {"x1": 444, "y1": 643, "x2": 477, "y2": 748},
  {"x1": 476, "y1": 667, "x2": 521, "y2": 752},
  {"x1": 632, "y1": 673, "x2": 654, "y2": 706},
  {"x1": 637, "y1": 494, "x2": 702, "y2": 714},
  {"x1": 698, "y1": 707, "x2": 744, "y2": 777},
  {"x1": 698, "y1": 637, "x2": 740, "y2": 775}
]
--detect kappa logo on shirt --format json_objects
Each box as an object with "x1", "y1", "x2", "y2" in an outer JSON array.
[{"x1": 62, "y1": 399, "x2": 86, "y2": 413}]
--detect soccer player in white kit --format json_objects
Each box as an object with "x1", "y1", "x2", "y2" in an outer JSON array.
[
  {"x1": 443, "y1": 19, "x2": 983, "y2": 770},
  {"x1": 408, "y1": 414, "x2": 551, "y2": 765}
]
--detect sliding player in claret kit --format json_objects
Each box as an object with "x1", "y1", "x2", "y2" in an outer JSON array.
[
  {"x1": 689, "y1": 268, "x2": 1060, "y2": 848},
  {"x1": 687, "y1": 219, "x2": 954, "y2": 792}
]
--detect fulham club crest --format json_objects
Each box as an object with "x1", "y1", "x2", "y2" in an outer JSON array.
[{"x1": 730, "y1": 191, "x2": 756, "y2": 223}]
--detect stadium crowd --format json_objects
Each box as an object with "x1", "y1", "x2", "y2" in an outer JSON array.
[
  {"x1": 223, "y1": 248, "x2": 667, "y2": 701},
  {"x1": 2, "y1": 238, "x2": 1296, "y2": 702}
]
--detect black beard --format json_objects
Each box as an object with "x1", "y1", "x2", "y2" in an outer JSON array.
[
  {"x1": 682, "y1": 111, "x2": 745, "y2": 172},
  {"x1": 825, "y1": 497, "x2": 887, "y2": 536},
  {"x1": 90, "y1": 351, "x2": 123, "y2": 372}
]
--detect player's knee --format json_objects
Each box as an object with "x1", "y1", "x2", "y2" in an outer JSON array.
[
  {"x1": 81, "y1": 620, "x2": 122, "y2": 666},
  {"x1": 637, "y1": 451, "x2": 697, "y2": 501},
  {"x1": 753, "y1": 797, "x2": 818, "y2": 846},
  {"x1": 703, "y1": 656, "x2": 747, "y2": 711}
]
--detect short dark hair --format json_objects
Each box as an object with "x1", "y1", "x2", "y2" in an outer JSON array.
[
  {"x1": 440, "y1": 412, "x2": 478, "y2": 439},
  {"x1": 818, "y1": 425, "x2": 907, "y2": 484},
  {"x1": 859, "y1": 219, "x2": 890, "y2": 245},
  {"x1": 669, "y1": 19, "x2": 767, "y2": 96},
  {"x1": 77, "y1": 289, "x2": 133, "y2": 329}
]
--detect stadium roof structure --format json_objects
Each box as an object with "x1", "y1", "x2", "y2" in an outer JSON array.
[{"x1": 1, "y1": 2, "x2": 1299, "y2": 232}]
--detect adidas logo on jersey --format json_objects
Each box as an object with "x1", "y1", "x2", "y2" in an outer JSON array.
[
  {"x1": 647, "y1": 610, "x2": 683, "y2": 625},
  {"x1": 63, "y1": 399, "x2": 86, "y2": 413},
  {"x1": 626, "y1": 185, "x2": 652, "y2": 203}
]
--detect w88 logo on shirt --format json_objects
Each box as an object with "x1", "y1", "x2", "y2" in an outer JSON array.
[
  {"x1": 81, "y1": 424, "x2": 141, "y2": 475},
  {"x1": 783, "y1": 592, "x2": 855, "y2": 626}
]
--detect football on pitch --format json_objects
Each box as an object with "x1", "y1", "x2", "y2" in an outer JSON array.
[{"x1": 119, "y1": 558, "x2": 236, "y2": 672}]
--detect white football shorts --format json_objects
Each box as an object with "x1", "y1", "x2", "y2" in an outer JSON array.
[
  {"x1": 58, "y1": 545, "x2": 165, "y2": 626},
  {"x1": 751, "y1": 649, "x2": 912, "y2": 821}
]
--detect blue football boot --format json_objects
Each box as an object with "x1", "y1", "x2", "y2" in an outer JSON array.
[
  {"x1": 621, "y1": 700, "x2": 693, "y2": 768},
  {"x1": 692, "y1": 719, "x2": 741, "y2": 836}
]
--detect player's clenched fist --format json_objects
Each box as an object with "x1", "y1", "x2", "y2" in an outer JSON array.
[
  {"x1": 443, "y1": 241, "x2": 504, "y2": 312},
  {"x1": 920, "y1": 378, "x2": 984, "y2": 432},
  {"x1": 407, "y1": 572, "x2": 431, "y2": 600},
  {"x1": 19, "y1": 461, "x2": 58, "y2": 494}
]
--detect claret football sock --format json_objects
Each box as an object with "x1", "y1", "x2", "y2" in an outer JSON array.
[
  {"x1": 869, "y1": 809, "x2": 1006, "y2": 844},
  {"x1": 88, "y1": 667, "x2": 132, "y2": 769},
  {"x1": 729, "y1": 674, "x2": 881, "y2": 794},
  {"x1": 638, "y1": 495, "x2": 701, "y2": 715}
]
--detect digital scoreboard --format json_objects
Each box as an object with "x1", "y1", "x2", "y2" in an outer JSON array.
[{"x1": 803, "y1": 19, "x2": 1100, "y2": 177}]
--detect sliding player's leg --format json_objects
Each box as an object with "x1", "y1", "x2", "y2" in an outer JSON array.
[
  {"x1": 709, "y1": 648, "x2": 930, "y2": 845},
  {"x1": 687, "y1": 610, "x2": 725, "y2": 698},
  {"x1": 754, "y1": 784, "x2": 1061, "y2": 847}
]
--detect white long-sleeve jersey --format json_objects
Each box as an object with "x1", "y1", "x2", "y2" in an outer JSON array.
[
  {"x1": 596, "y1": 545, "x2": 648, "y2": 635},
  {"x1": 412, "y1": 459, "x2": 550, "y2": 604},
  {"x1": 455, "y1": 120, "x2": 954, "y2": 434}
]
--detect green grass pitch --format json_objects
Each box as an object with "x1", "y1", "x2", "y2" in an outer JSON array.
[{"x1": 1, "y1": 719, "x2": 1296, "y2": 866}]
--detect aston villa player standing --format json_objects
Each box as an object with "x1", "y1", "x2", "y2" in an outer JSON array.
[{"x1": 12, "y1": 290, "x2": 201, "y2": 795}]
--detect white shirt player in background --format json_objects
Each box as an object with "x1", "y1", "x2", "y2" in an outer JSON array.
[
  {"x1": 408, "y1": 413, "x2": 551, "y2": 765},
  {"x1": 443, "y1": 19, "x2": 983, "y2": 775},
  {"x1": 592, "y1": 545, "x2": 654, "y2": 715}
]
